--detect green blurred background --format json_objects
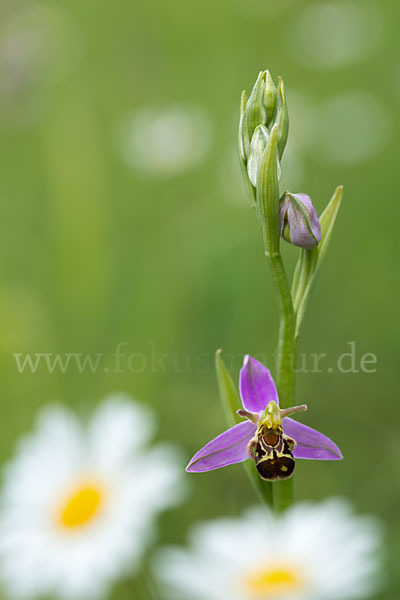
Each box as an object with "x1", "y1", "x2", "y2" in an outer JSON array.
[{"x1": 0, "y1": 0, "x2": 398, "y2": 596}]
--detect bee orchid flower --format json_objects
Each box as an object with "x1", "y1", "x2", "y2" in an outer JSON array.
[{"x1": 186, "y1": 355, "x2": 342, "y2": 480}]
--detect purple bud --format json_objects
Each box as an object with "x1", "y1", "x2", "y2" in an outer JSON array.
[{"x1": 280, "y1": 192, "x2": 321, "y2": 249}]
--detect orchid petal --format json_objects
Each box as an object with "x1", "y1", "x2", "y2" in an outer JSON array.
[
  {"x1": 283, "y1": 417, "x2": 343, "y2": 460},
  {"x1": 239, "y1": 355, "x2": 279, "y2": 413},
  {"x1": 186, "y1": 420, "x2": 257, "y2": 473}
]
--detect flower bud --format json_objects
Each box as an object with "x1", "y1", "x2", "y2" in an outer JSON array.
[
  {"x1": 275, "y1": 78, "x2": 289, "y2": 160},
  {"x1": 280, "y1": 192, "x2": 321, "y2": 249},
  {"x1": 247, "y1": 125, "x2": 281, "y2": 187},
  {"x1": 247, "y1": 124, "x2": 269, "y2": 186},
  {"x1": 239, "y1": 70, "x2": 288, "y2": 164},
  {"x1": 238, "y1": 70, "x2": 288, "y2": 213},
  {"x1": 239, "y1": 71, "x2": 267, "y2": 160},
  {"x1": 264, "y1": 70, "x2": 277, "y2": 126}
]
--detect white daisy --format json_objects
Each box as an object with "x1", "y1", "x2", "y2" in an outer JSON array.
[
  {"x1": 285, "y1": 2, "x2": 383, "y2": 70},
  {"x1": 0, "y1": 394, "x2": 183, "y2": 600},
  {"x1": 155, "y1": 499, "x2": 383, "y2": 600},
  {"x1": 117, "y1": 105, "x2": 212, "y2": 176},
  {"x1": 0, "y1": 3, "x2": 78, "y2": 117}
]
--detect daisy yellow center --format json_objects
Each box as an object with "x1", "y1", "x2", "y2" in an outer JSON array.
[
  {"x1": 243, "y1": 564, "x2": 303, "y2": 598},
  {"x1": 58, "y1": 483, "x2": 104, "y2": 529}
]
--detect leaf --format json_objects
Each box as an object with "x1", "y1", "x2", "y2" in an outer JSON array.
[
  {"x1": 293, "y1": 185, "x2": 343, "y2": 337},
  {"x1": 215, "y1": 350, "x2": 241, "y2": 426}
]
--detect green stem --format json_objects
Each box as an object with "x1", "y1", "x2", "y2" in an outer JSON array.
[
  {"x1": 265, "y1": 250, "x2": 296, "y2": 510},
  {"x1": 141, "y1": 564, "x2": 162, "y2": 600},
  {"x1": 265, "y1": 252, "x2": 296, "y2": 408},
  {"x1": 245, "y1": 462, "x2": 273, "y2": 507}
]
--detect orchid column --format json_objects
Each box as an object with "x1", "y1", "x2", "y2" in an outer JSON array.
[{"x1": 238, "y1": 71, "x2": 343, "y2": 508}]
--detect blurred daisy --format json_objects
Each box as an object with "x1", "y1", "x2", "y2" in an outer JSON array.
[
  {"x1": 155, "y1": 499, "x2": 382, "y2": 600},
  {"x1": 315, "y1": 92, "x2": 389, "y2": 166},
  {"x1": 233, "y1": 0, "x2": 300, "y2": 19},
  {"x1": 0, "y1": 394, "x2": 183, "y2": 599},
  {"x1": 286, "y1": 2, "x2": 383, "y2": 70},
  {"x1": 117, "y1": 104, "x2": 212, "y2": 176},
  {"x1": 0, "y1": 3, "x2": 78, "y2": 122}
]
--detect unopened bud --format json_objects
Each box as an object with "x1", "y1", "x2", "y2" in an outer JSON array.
[
  {"x1": 264, "y1": 70, "x2": 277, "y2": 126},
  {"x1": 247, "y1": 125, "x2": 281, "y2": 187},
  {"x1": 247, "y1": 125, "x2": 269, "y2": 186},
  {"x1": 238, "y1": 70, "x2": 287, "y2": 213},
  {"x1": 275, "y1": 78, "x2": 289, "y2": 160},
  {"x1": 280, "y1": 192, "x2": 321, "y2": 249},
  {"x1": 239, "y1": 71, "x2": 267, "y2": 160}
]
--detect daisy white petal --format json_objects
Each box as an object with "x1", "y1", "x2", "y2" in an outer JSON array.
[
  {"x1": 88, "y1": 393, "x2": 155, "y2": 471},
  {"x1": 155, "y1": 499, "x2": 383, "y2": 600},
  {"x1": 0, "y1": 396, "x2": 183, "y2": 600}
]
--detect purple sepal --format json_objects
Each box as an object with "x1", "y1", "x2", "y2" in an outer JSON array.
[
  {"x1": 283, "y1": 417, "x2": 343, "y2": 460},
  {"x1": 239, "y1": 355, "x2": 279, "y2": 414},
  {"x1": 186, "y1": 420, "x2": 257, "y2": 473}
]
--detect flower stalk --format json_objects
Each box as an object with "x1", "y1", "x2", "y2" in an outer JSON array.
[
  {"x1": 237, "y1": 70, "x2": 343, "y2": 511},
  {"x1": 255, "y1": 105, "x2": 296, "y2": 509},
  {"x1": 264, "y1": 234, "x2": 296, "y2": 510},
  {"x1": 185, "y1": 70, "x2": 344, "y2": 516}
]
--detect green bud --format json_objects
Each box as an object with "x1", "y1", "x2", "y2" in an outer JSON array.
[
  {"x1": 238, "y1": 90, "x2": 248, "y2": 161},
  {"x1": 264, "y1": 70, "x2": 277, "y2": 126},
  {"x1": 275, "y1": 77, "x2": 289, "y2": 160},
  {"x1": 247, "y1": 125, "x2": 281, "y2": 188},
  {"x1": 239, "y1": 71, "x2": 267, "y2": 160},
  {"x1": 247, "y1": 124, "x2": 269, "y2": 187},
  {"x1": 238, "y1": 90, "x2": 257, "y2": 208},
  {"x1": 238, "y1": 70, "x2": 287, "y2": 211},
  {"x1": 240, "y1": 89, "x2": 247, "y2": 115}
]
